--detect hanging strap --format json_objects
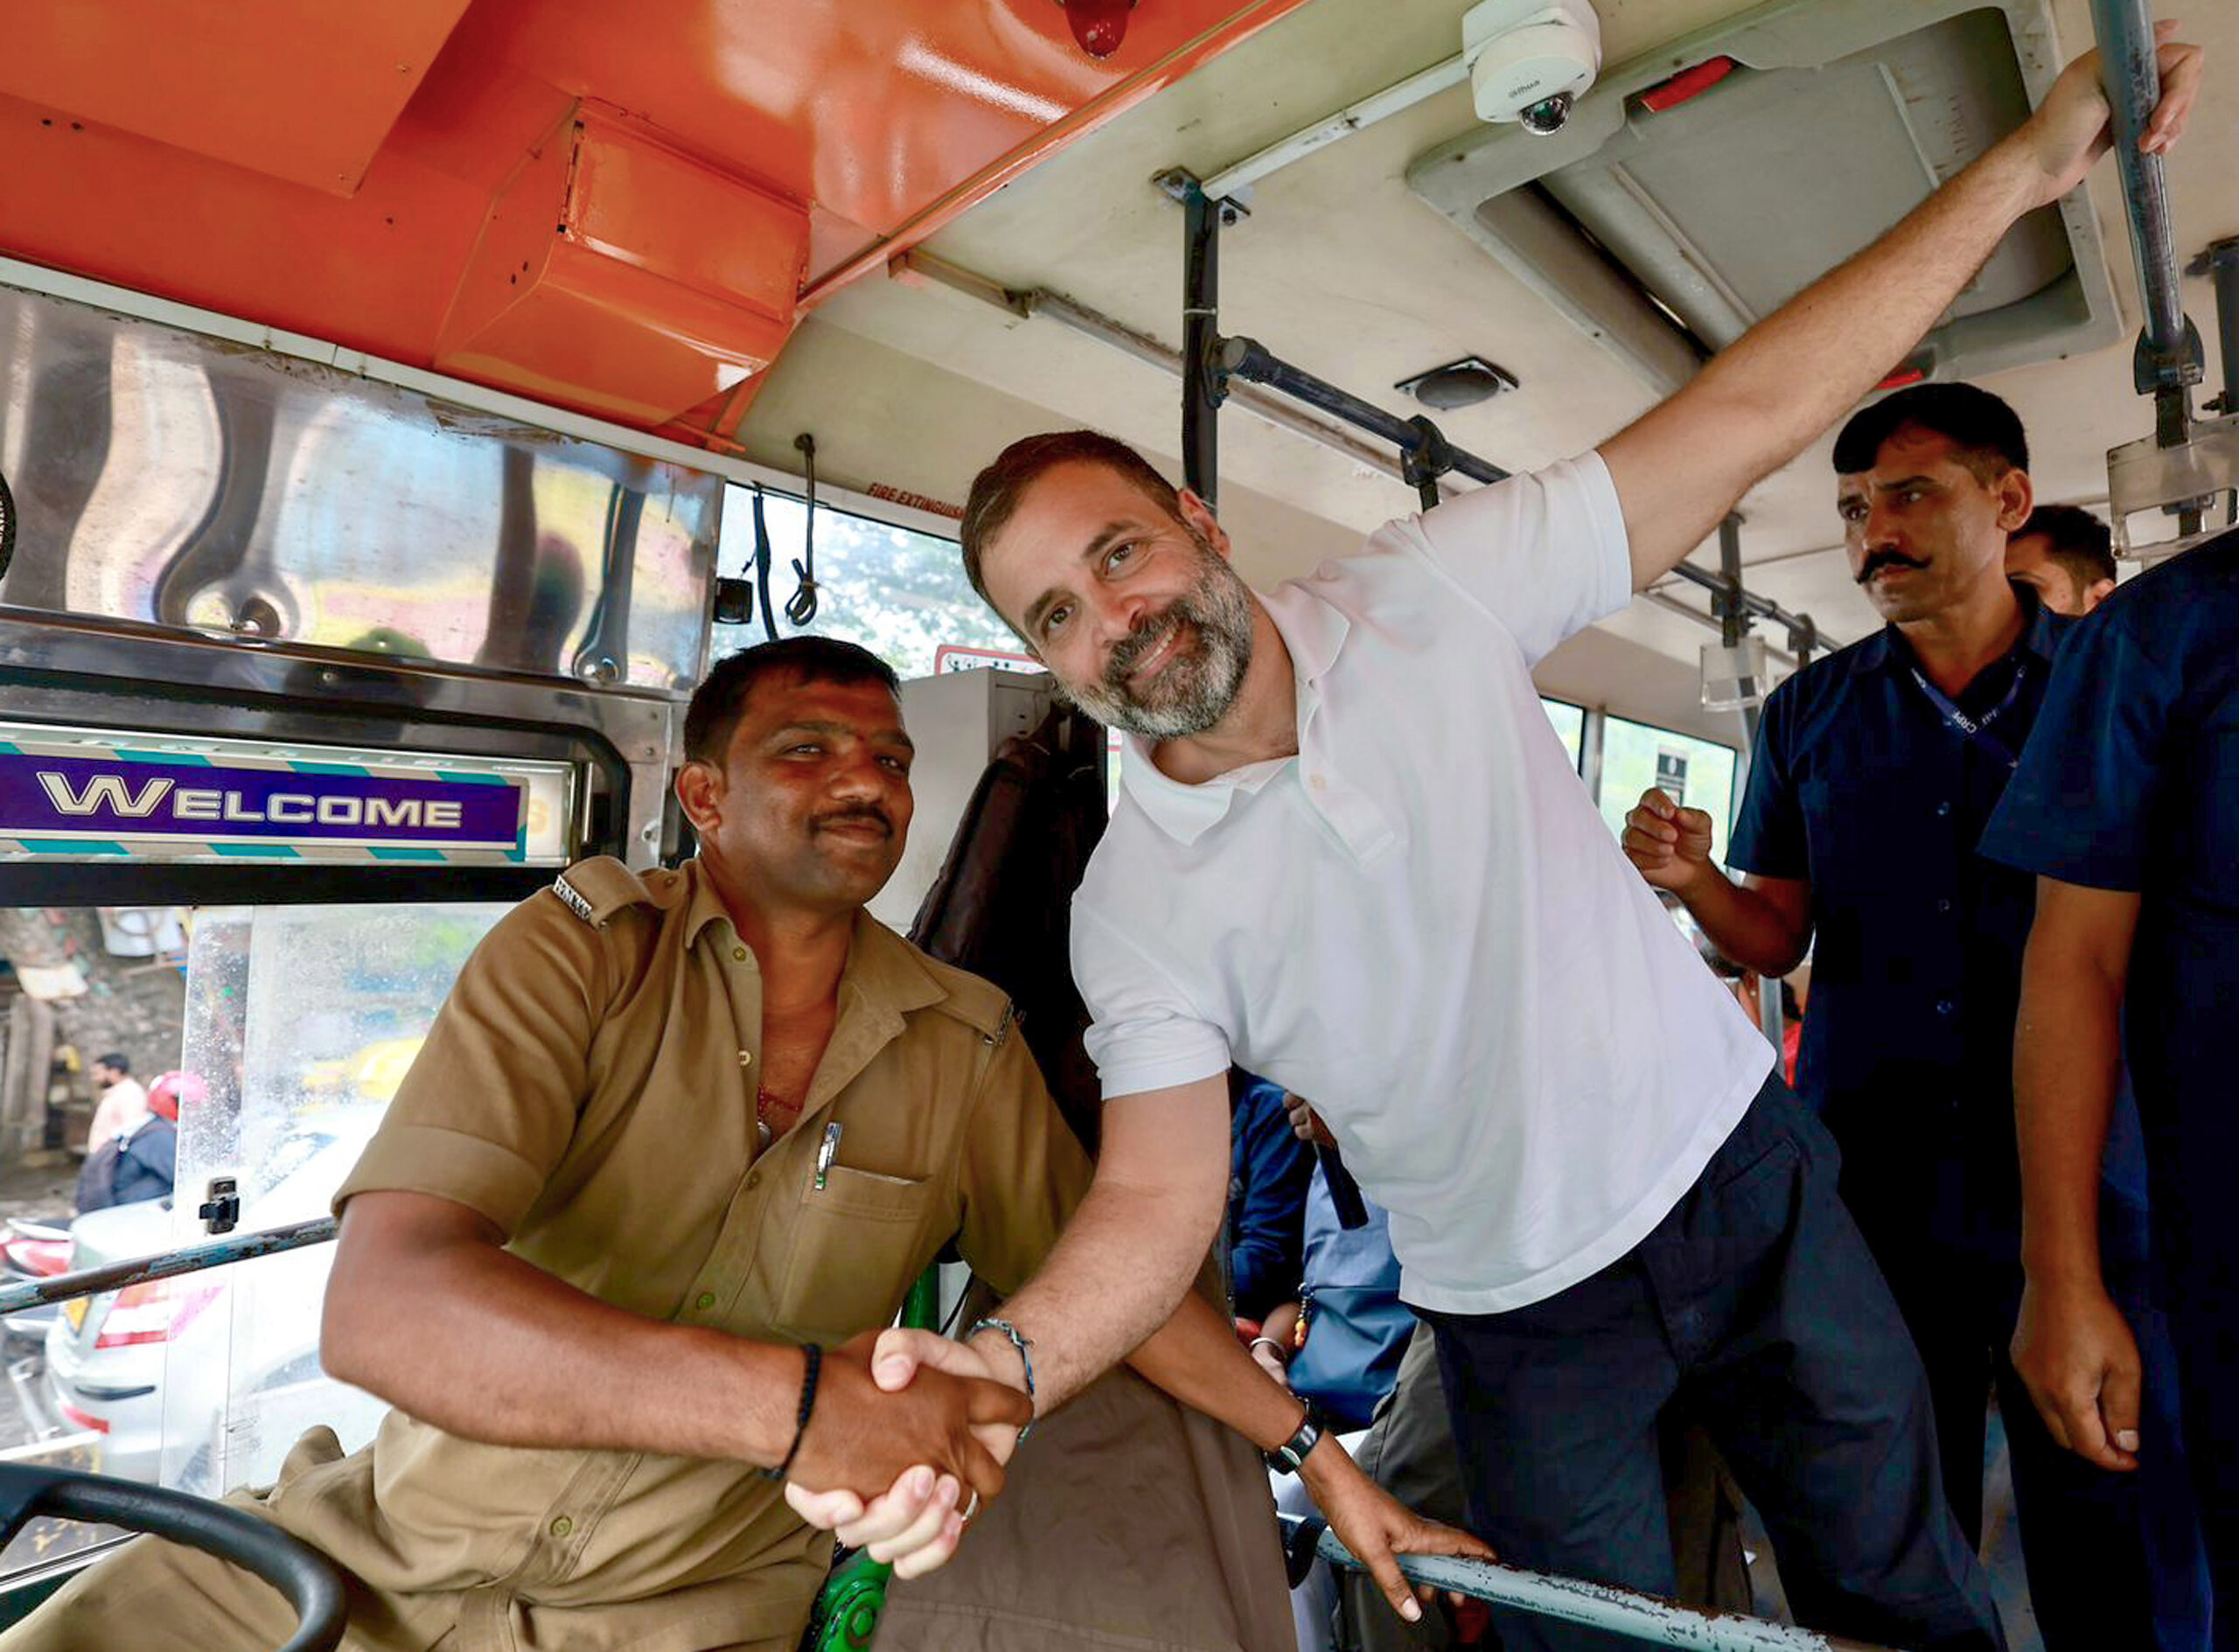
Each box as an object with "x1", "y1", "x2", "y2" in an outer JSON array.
[
  {"x1": 750, "y1": 484, "x2": 781, "y2": 643},
  {"x1": 786, "y1": 432, "x2": 821, "y2": 626}
]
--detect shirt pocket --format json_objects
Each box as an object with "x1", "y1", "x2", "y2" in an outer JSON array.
[{"x1": 771, "y1": 1164, "x2": 943, "y2": 1346}]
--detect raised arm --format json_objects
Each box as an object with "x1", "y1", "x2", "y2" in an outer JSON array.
[
  {"x1": 1601, "y1": 30, "x2": 2201, "y2": 589},
  {"x1": 2008, "y1": 877, "x2": 2145, "y2": 1472},
  {"x1": 324, "y1": 1188, "x2": 1028, "y2": 1498}
]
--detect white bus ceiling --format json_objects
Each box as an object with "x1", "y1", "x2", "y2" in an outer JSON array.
[{"x1": 731, "y1": 0, "x2": 2239, "y2": 735}]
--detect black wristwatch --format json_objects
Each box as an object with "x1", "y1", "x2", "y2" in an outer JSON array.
[{"x1": 1266, "y1": 1401, "x2": 1327, "y2": 1475}]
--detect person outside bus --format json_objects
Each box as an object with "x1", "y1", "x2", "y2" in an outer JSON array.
[
  {"x1": 790, "y1": 34, "x2": 2205, "y2": 1652},
  {"x1": 1979, "y1": 526, "x2": 2239, "y2": 1646},
  {"x1": 1625, "y1": 383, "x2": 2198, "y2": 1645},
  {"x1": 84, "y1": 1051, "x2": 148, "y2": 1157},
  {"x1": 3, "y1": 638, "x2": 1480, "y2": 1652},
  {"x1": 74, "y1": 1069, "x2": 183, "y2": 1214}
]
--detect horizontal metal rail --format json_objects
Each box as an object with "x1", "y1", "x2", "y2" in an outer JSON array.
[
  {"x1": 0, "y1": 1218, "x2": 337, "y2": 1317},
  {"x1": 1288, "y1": 1516, "x2": 1889, "y2": 1652},
  {"x1": 1219, "y1": 335, "x2": 1825, "y2": 647},
  {"x1": 1217, "y1": 336, "x2": 1511, "y2": 485}
]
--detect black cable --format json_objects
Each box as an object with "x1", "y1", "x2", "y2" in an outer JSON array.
[
  {"x1": 786, "y1": 433, "x2": 820, "y2": 627},
  {"x1": 750, "y1": 484, "x2": 780, "y2": 643}
]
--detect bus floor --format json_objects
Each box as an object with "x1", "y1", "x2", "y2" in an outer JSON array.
[{"x1": 1737, "y1": 1394, "x2": 2041, "y2": 1652}]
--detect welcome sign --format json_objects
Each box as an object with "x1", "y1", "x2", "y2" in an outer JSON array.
[{"x1": 0, "y1": 724, "x2": 574, "y2": 866}]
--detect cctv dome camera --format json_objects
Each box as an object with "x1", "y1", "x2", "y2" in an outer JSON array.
[
  {"x1": 1518, "y1": 92, "x2": 1574, "y2": 136},
  {"x1": 1461, "y1": 0, "x2": 1601, "y2": 133}
]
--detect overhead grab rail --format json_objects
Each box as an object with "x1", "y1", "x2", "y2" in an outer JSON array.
[
  {"x1": 1169, "y1": 171, "x2": 1825, "y2": 662},
  {"x1": 2090, "y1": 0, "x2": 2239, "y2": 552},
  {"x1": 2089, "y1": 0, "x2": 2202, "y2": 451}
]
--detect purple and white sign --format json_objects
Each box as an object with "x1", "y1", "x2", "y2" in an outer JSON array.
[{"x1": 0, "y1": 752, "x2": 525, "y2": 851}]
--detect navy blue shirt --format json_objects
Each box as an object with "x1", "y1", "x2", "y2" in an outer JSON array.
[
  {"x1": 1226, "y1": 1075, "x2": 1312, "y2": 1322},
  {"x1": 1728, "y1": 587, "x2": 2067, "y2": 1250},
  {"x1": 1981, "y1": 533, "x2": 2239, "y2": 1265}
]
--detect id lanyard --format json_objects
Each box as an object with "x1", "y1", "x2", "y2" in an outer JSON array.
[{"x1": 1908, "y1": 658, "x2": 2028, "y2": 771}]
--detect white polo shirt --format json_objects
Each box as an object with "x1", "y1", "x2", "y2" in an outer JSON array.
[{"x1": 1072, "y1": 453, "x2": 1772, "y2": 1314}]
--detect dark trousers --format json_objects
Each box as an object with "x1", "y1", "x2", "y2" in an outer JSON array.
[
  {"x1": 2164, "y1": 1227, "x2": 2239, "y2": 1652},
  {"x1": 1853, "y1": 1179, "x2": 2202, "y2": 1647},
  {"x1": 1419, "y1": 1077, "x2": 2001, "y2": 1652}
]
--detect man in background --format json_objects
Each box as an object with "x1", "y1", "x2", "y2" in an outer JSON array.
[
  {"x1": 1627, "y1": 383, "x2": 2166, "y2": 1646},
  {"x1": 2005, "y1": 503, "x2": 2117, "y2": 616}
]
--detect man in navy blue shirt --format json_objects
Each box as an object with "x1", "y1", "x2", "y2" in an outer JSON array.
[
  {"x1": 1982, "y1": 528, "x2": 2239, "y2": 1643},
  {"x1": 1225, "y1": 1070, "x2": 1312, "y2": 1335},
  {"x1": 1623, "y1": 384, "x2": 2159, "y2": 1644}
]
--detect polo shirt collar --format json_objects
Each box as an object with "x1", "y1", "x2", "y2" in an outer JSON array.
[{"x1": 1117, "y1": 583, "x2": 1352, "y2": 847}]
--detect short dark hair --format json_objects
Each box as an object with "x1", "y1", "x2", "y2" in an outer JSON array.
[
  {"x1": 1831, "y1": 383, "x2": 2028, "y2": 483},
  {"x1": 95, "y1": 1052, "x2": 129, "y2": 1075},
  {"x1": 2017, "y1": 503, "x2": 2116, "y2": 588},
  {"x1": 683, "y1": 638, "x2": 900, "y2": 765},
  {"x1": 960, "y1": 431, "x2": 1185, "y2": 611}
]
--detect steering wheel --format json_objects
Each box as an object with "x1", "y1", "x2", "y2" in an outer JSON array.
[{"x1": 0, "y1": 1465, "x2": 345, "y2": 1652}]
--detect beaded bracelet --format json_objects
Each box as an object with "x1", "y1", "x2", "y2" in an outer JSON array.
[
  {"x1": 967, "y1": 1316, "x2": 1037, "y2": 1444},
  {"x1": 758, "y1": 1342, "x2": 822, "y2": 1481}
]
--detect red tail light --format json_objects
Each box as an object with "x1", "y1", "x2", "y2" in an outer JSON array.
[{"x1": 94, "y1": 1278, "x2": 220, "y2": 1349}]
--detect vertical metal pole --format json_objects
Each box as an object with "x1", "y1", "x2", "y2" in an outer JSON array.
[
  {"x1": 2205, "y1": 239, "x2": 2239, "y2": 413},
  {"x1": 2208, "y1": 238, "x2": 2239, "y2": 525},
  {"x1": 1716, "y1": 518, "x2": 1784, "y2": 1054},
  {"x1": 2088, "y1": 0, "x2": 2201, "y2": 468},
  {"x1": 1716, "y1": 516, "x2": 1746, "y2": 650},
  {"x1": 1182, "y1": 185, "x2": 1223, "y2": 508}
]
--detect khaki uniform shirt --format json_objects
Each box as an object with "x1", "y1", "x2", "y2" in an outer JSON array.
[{"x1": 253, "y1": 856, "x2": 1092, "y2": 1651}]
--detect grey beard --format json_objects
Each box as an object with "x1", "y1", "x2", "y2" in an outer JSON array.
[{"x1": 1066, "y1": 551, "x2": 1255, "y2": 740}]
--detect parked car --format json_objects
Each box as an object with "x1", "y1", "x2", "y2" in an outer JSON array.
[{"x1": 10, "y1": 1106, "x2": 387, "y2": 1492}]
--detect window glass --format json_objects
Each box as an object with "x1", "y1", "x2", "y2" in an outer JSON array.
[
  {"x1": 155, "y1": 904, "x2": 506, "y2": 1498},
  {"x1": 1539, "y1": 699, "x2": 1586, "y2": 773},
  {"x1": 712, "y1": 490, "x2": 1016, "y2": 680},
  {"x1": 1594, "y1": 718, "x2": 1740, "y2": 868}
]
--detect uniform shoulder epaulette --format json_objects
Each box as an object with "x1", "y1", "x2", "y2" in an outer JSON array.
[
  {"x1": 549, "y1": 856, "x2": 687, "y2": 928},
  {"x1": 913, "y1": 951, "x2": 1015, "y2": 1045}
]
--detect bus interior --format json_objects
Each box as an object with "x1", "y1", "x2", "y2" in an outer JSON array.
[{"x1": 0, "y1": 2, "x2": 2234, "y2": 1648}]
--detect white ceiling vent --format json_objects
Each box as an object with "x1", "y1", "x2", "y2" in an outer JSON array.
[{"x1": 1408, "y1": 0, "x2": 2123, "y2": 394}]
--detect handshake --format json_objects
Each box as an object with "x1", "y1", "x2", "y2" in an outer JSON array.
[{"x1": 778, "y1": 1323, "x2": 1033, "y2": 1579}]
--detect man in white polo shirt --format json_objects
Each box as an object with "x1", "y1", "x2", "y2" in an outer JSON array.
[{"x1": 786, "y1": 33, "x2": 2204, "y2": 1652}]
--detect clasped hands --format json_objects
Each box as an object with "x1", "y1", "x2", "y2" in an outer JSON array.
[
  {"x1": 784, "y1": 1328, "x2": 1498, "y2": 1625},
  {"x1": 782, "y1": 1326, "x2": 1031, "y2": 1579}
]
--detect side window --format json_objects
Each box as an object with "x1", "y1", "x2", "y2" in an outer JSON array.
[
  {"x1": 0, "y1": 902, "x2": 504, "y2": 1586},
  {"x1": 714, "y1": 490, "x2": 1017, "y2": 677},
  {"x1": 1539, "y1": 698, "x2": 1586, "y2": 774},
  {"x1": 1594, "y1": 718, "x2": 1740, "y2": 870}
]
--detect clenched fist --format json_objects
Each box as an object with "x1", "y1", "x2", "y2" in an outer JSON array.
[{"x1": 1621, "y1": 788, "x2": 1716, "y2": 895}]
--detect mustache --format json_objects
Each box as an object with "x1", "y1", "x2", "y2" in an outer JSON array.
[
  {"x1": 1857, "y1": 548, "x2": 1929, "y2": 584},
  {"x1": 1105, "y1": 606, "x2": 1186, "y2": 687},
  {"x1": 810, "y1": 805, "x2": 892, "y2": 838}
]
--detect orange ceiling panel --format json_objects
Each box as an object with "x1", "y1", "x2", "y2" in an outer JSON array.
[
  {"x1": 0, "y1": 0, "x2": 472, "y2": 197},
  {"x1": 0, "y1": 0, "x2": 1317, "y2": 449},
  {"x1": 436, "y1": 108, "x2": 802, "y2": 426}
]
